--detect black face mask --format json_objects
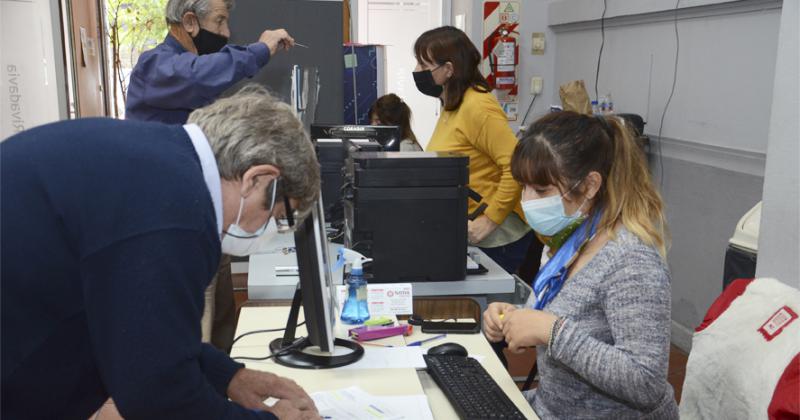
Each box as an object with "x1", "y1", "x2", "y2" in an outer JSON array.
[
  {"x1": 413, "y1": 69, "x2": 444, "y2": 98},
  {"x1": 192, "y1": 28, "x2": 228, "y2": 55}
]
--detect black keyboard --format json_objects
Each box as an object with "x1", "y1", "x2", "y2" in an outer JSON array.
[{"x1": 423, "y1": 355, "x2": 527, "y2": 420}]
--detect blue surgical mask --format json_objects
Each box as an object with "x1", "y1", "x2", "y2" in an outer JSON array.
[{"x1": 522, "y1": 187, "x2": 587, "y2": 236}]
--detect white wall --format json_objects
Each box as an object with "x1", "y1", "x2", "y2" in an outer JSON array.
[
  {"x1": 0, "y1": 0, "x2": 67, "y2": 139},
  {"x1": 756, "y1": 0, "x2": 799, "y2": 287}
]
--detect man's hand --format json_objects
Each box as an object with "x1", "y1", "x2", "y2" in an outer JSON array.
[
  {"x1": 258, "y1": 29, "x2": 295, "y2": 55},
  {"x1": 482, "y1": 302, "x2": 516, "y2": 343},
  {"x1": 227, "y1": 368, "x2": 317, "y2": 415},
  {"x1": 468, "y1": 215, "x2": 499, "y2": 244},
  {"x1": 501, "y1": 309, "x2": 558, "y2": 353},
  {"x1": 268, "y1": 400, "x2": 321, "y2": 420}
]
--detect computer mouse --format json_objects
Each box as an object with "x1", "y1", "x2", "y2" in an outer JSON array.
[{"x1": 427, "y1": 342, "x2": 468, "y2": 357}]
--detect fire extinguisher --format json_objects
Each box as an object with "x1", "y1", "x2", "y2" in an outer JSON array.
[{"x1": 490, "y1": 25, "x2": 518, "y2": 91}]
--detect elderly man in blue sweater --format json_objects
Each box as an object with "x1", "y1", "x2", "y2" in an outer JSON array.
[
  {"x1": 126, "y1": 0, "x2": 294, "y2": 124},
  {"x1": 1, "y1": 85, "x2": 320, "y2": 419}
]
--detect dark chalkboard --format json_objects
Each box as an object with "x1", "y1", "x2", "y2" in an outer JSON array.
[{"x1": 227, "y1": 0, "x2": 343, "y2": 124}]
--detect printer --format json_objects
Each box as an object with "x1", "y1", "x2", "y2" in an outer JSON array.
[
  {"x1": 311, "y1": 124, "x2": 401, "y2": 223},
  {"x1": 343, "y1": 151, "x2": 469, "y2": 283}
]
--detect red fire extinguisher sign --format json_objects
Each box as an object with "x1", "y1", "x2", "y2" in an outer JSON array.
[{"x1": 482, "y1": 1, "x2": 520, "y2": 120}]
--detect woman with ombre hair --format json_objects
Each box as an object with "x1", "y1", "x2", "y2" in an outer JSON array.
[{"x1": 483, "y1": 111, "x2": 679, "y2": 419}]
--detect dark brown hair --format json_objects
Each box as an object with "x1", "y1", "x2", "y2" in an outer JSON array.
[
  {"x1": 414, "y1": 26, "x2": 490, "y2": 111},
  {"x1": 369, "y1": 93, "x2": 419, "y2": 147},
  {"x1": 511, "y1": 111, "x2": 668, "y2": 256}
]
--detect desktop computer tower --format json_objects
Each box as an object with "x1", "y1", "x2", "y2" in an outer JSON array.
[
  {"x1": 343, "y1": 151, "x2": 469, "y2": 283},
  {"x1": 317, "y1": 139, "x2": 382, "y2": 223},
  {"x1": 311, "y1": 124, "x2": 401, "y2": 223}
]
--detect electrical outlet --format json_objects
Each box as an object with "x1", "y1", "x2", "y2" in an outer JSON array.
[
  {"x1": 532, "y1": 32, "x2": 545, "y2": 55},
  {"x1": 531, "y1": 76, "x2": 543, "y2": 95}
]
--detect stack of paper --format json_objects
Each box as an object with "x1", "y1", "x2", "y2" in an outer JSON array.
[
  {"x1": 336, "y1": 347, "x2": 426, "y2": 370},
  {"x1": 311, "y1": 386, "x2": 433, "y2": 420}
]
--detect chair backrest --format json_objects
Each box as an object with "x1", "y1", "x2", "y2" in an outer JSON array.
[
  {"x1": 410, "y1": 296, "x2": 482, "y2": 323},
  {"x1": 679, "y1": 278, "x2": 799, "y2": 419}
]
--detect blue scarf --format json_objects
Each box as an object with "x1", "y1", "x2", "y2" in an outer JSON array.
[{"x1": 532, "y1": 210, "x2": 602, "y2": 310}]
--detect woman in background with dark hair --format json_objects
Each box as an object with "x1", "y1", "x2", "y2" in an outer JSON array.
[
  {"x1": 369, "y1": 94, "x2": 422, "y2": 151},
  {"x1": 483, "y1": 111, "x2": 678, "y2": 419},
  {"x1": 412, "y1": 26, "x2": 532, "y2": 275}
]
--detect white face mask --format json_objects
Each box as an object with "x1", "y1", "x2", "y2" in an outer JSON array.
[
  {"x1": 221, "y1": 179, "x2": 278, "y2": 256},
  {"x1": 221, "y1": 218, "x2": 280, "y2": 256}
]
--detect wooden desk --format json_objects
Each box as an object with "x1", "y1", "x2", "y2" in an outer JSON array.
[{"x1": 231, "y1": 307, "x2": 539, "y2": 419}]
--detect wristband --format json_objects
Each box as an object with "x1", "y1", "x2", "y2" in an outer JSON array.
[{"x1": 547, "y1": 317, "x2": 564, "y2": 357}]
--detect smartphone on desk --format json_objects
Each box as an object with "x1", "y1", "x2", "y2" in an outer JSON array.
[{"x1": 421, "y1": 320, "x2": 480, "y2": 334}]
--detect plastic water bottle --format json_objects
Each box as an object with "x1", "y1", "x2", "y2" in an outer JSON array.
[
  {"x1": 605, "y1": 92, "x2": 614, "y2": 114},
  {"x1": 339, "y1": 249, "x2": 371, "y2": 324},
  {"x1": 591, "y1": 100, "x2": 600, "y2": 115}
]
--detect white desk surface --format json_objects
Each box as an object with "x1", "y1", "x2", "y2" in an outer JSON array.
[
  {"x1": 232, "y1": 306, "x2": 538, "y2": 420},
  {"x1": 243, "y1": 232, "x2": 516, "y2": 300}
]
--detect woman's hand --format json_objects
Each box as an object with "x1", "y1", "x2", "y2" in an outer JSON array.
[
  {"x1": 482, "y1": 302, "x2": 516, "y2": 343},
  {"x1": 502, "y1": 309, "x2": 559, "y2": 353},
  {"x1": 468, "y1": 215, "x2": 499, "y2": 244}
]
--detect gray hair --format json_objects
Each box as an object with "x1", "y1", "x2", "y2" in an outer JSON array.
[
  {"x1": 165, "y1": 0, "x2": 235, "y2": 24},
  {"x1": 188, "y1": 84, "x2": 320, "y2": 214}
]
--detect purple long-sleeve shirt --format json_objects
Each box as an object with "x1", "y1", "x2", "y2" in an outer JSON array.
[{"x1": 126, "y1": 35, "x2": 270, "y2": 124}]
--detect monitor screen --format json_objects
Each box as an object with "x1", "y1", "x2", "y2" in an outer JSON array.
[{"x1": 292, "y1": 197, "x2": 337, "y2": 352}]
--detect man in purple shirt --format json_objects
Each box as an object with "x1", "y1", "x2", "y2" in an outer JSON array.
[{"x1": 126, "y1": 0, "x2": 294, "y2": 124}]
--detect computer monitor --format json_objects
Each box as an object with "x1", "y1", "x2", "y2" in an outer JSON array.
[
  {"x1": 294, "y1": 196, "x2": 336, "y2": 351},
  {"x1": 268, "y1": 197, "x2": 363, "y2": 369}
]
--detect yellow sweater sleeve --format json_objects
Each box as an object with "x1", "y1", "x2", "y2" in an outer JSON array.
[{"x1": 467, "y1": 101, "x2": 522, "y2": 225}]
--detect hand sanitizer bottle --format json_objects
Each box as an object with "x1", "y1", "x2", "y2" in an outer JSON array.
[{"x1": 338, "y1": 248, "x2": 372, "y2": 324}]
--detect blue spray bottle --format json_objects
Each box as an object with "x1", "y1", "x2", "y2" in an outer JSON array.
[{"x1": 338, "y1": 248, "x2": 372, "y2": 324}]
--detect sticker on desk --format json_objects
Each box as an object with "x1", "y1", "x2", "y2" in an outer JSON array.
[{"x1": 337, "y1": 283, "x2": 413, "y2": 316}]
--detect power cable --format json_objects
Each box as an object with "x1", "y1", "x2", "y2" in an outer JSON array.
[
  {"x1": 656, "y1": 0, "x2": 681, "y2": 188},
  {"x1": 594, "y1": 0, "x2": 607, "y2": 102}
]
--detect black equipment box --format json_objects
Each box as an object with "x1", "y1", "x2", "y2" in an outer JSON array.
[
  {"x1": 311, "y1": 124, "x2": 401, "y2": 222},
  {"x1": 343, "y1": 151, "x2": 469, "y2": 283}
]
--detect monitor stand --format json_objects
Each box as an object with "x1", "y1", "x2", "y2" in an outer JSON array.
[{"x1": 269, "y1": 288, "x2": 364, "y2": 369}]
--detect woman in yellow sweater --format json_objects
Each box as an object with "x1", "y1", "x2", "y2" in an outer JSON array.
[{"x1": 412, "y1": 26, "x2": 533, "y2": 275}]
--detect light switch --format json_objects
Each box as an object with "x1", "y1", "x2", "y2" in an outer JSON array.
[
  {"x1": 532, "y1": 32, "x2": 545, "y2": 55},
  {"x1": 531, "y1": 77, "x2": 543, "y2": 95}
]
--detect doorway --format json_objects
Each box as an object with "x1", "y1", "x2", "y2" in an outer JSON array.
[{"x1": 355, "y1": 0, "x2": 449, "y2": 148}]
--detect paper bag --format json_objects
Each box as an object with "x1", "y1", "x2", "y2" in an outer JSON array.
[{"x1": 559, "y1": 80, "x2": 592, "y2": 115}]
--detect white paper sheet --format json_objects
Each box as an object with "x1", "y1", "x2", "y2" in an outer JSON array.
[
  {"x1": 336, "y1": 346, "x2": 426, "y2": 370},
  {"x1": 311, "y1": 386, "x2": 432, "y2": 420}
]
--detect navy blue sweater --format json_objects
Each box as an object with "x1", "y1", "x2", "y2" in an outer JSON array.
[{"x1": 1, "y1": 119, "x2": 277, "y2": 419}]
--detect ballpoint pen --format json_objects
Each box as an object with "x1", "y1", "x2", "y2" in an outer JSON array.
[
  {"x1": 356, "y1": 341, "x2": 393, "y2": 348},
  {"x1": 406, "y1": 334, "x2": 446, "y2": 347}
]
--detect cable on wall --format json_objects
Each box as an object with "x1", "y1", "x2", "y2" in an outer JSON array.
[
  {"x1": 594, "y1": 0, "x2": 607, "y2": 102},
  {"x1": 518, "y1": 94, "x2": 538, "y2": 133},
  {"x1": 655, "y1": 0, "x2": 681, "y2": 188}
]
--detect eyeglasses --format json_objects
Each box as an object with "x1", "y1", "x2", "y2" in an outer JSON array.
[{"x1": 270, "y1": 177, "x2": 297, "y2": 234}]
